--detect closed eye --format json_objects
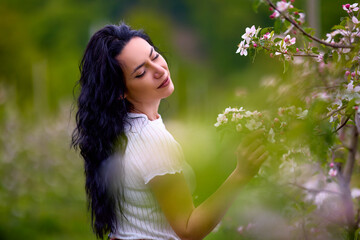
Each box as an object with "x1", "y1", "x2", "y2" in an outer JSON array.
[
  {"x1": 135, "y1": 71, "x2": 145, "y2": 78},
  {"x1": 152, "y1": 53, "x2": 160, "y2": 60},
  {"x1": 135, "y1": 53, "x2": 160, "y2": 78}
]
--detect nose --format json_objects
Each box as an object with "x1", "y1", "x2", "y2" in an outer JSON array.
[{"x1": 152, "y1": 62, "x2": 166, "y2": 79}]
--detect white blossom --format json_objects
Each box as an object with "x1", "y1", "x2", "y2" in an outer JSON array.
[
  {"x1": 242, "y1": 25, "x2": 258, "y2": 44},
  {"x1": 297, "y1": 109, "x2": 308, "y2": 119},
  {"x1": 316, "y1": 53, "x2": 324, "y2": 63},
  {"x1": 236, "y1": 40, "x2": 250, "y2": 56},
  {"x1": 328, "y1": 168, "x2": 337, "y2": 177},
  {"x1": 236, "y1": 123, "x2": 243, "y2": 132},
  {"x1": 276, "y1": 1, "x2": 291, "y2": 12},
  {"x1": 346, "y1": 80, "x2": 360, "y2": 92},
  {"x1": 351, "y1": 188, "x2": 360, "y2": 198},
  {"x1": 214, "y1": 113, "x2": 228, "y2": 127},
  {"x1": 268, "y1": 128, "x2": 275, "y2": 143},
  {"x1": 298, "y1": 13, "x2": 306, "y2": 24},
  {"x1": 343, "y1": 3, "x2": 359, "y2": 13},
  {"x1": 245, "y1": 119, "x2": 262, "y2": 130},
  {"x1": 352, "y1": 16, "x2": 360, "y2": 24}
]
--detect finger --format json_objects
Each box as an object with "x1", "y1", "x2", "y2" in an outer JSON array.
[
  {"x1": 253, "y1": 150, "x2": 269, "y2": 166},
  {"x1": 249, "y1": 145, "x2": 266, "y2": 161}
]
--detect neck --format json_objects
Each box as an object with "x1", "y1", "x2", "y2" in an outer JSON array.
[{"x1": 130, "y1": 101, "x2": 160, "y2": 121}]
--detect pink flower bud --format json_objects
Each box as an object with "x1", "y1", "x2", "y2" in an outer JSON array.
[
  {"x1": 270, "y1": 12, "x2": 276, "y2": 19},
  {"x1": 270, "y1": 53, "x2": 274, "y2": 58},
  {"x1": 329, "y1": 162, "x2": 334, "y2": 168},
  {"x1": 352, "y1": 72, "x2": 356, "y2": 77},
  {"x1": 294, "y1": 12, "x2": 299, "y2": 15},
  {"x1": 282, "y1": 0, "x2": 286, "y2": 2},
  {"x1": 253, "y1": 43, "x2": 257, "y2": 47},
  {"x1": 355, "y1": 106, "x2": 359, "y2": 110},
  {"x1": 345, "y1": 71, "x2": 351, "y2": 76},
  {"x1": 290, "y1": 0, "x2": 295, "y2": 2},
  {"x1": 345, "y1": 4, "x2": 351, "y2": 9},
  {"x1": 269, "y1": 7, "x2": 273, "y2": 11},
  {"x1": 284, "y1": 50, "x2": 288, "y2": 54},
  {"x1": 296, "y1": 48, "x2": 299, "y2": 52}
]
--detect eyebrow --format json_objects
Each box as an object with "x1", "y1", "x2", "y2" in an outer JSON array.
[{"x1": 131, "y1": 47, "x2": 154, "y2": 75}]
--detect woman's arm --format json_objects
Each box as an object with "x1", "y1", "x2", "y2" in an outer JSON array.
[{"x1": 148, "y1": 131, "x2": 268, "y2": 240}]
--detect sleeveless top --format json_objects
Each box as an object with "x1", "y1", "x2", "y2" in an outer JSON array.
[{"x1": 109, "y1": 113, "x2": 195, "y2": 240}]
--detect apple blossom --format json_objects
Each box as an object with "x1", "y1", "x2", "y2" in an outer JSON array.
[
  {"x1": 236, "y1": 123, "x2": 242, "y2": 132},
  {"x1": 241, "y1": 25, "x2": 260, "y2": 44},
  {"x1": 298, "y1": 13, "x2": 306, "y2": 24},
  {"x1": 270, "y1": 11, "x2": 280, "y2": 19},
  {"x1": 352, "y1": 16, "x2": 359, "y2": 24},
  {"x1": 351, "y1": 188, "x2": 360, "y2": 198},
  {"x1": 276, "y1": 1, "x2": 291, "y2": 12},
  {"x1": 316, "y1": 53, "x2": 324, "y2": 63},
  {"x1": 342, "y1": 3, "x2": 359, "y2": 13},
  {"x1": 236, "y1": 40, "x2": 249, "y2": 56},
  {"x1": 284, "y1": 35, "x2": 296, "y2": 45},
  {"x1": 328, "y1": 168, "x2": 337, "y2": 177},
  {"x1": 262, "y1": 32, "x2": 272, "y2": 40},
  {"x1": 345, "y1": 80, "x2": 360, "y2": 92}
]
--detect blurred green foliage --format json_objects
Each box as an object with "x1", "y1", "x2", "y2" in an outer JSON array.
[{"x1": 0, "y1": 0, "x2": 348, "y2": 239}]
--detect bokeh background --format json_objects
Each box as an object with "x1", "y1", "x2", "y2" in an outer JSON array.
[{"x1": 0, "y1": 0, "x2": 345, "y2": 239}]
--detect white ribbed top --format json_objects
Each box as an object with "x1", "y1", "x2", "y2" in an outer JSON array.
[{"x1": 109, "y1": 113, "x2": 195, "y2": 240}]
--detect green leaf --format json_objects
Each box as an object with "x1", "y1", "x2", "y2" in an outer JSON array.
[
  {"x1": 304, "y1": 27, "x2": 315, "y2": 36},
  {"x1": 260, "y1": 27, "x2": 273, "y2": 36},
  {"x1": 340, "y1": 17, "x2": 349, "y2": 26},
  {"x1": 333, "y1": 34, "x2": 342, "y2": 43},
  {"x1": 331, "y1": 25, "x2": 347, "y2": 30},
  {"x1": 323, "y1": 53, "x2": 329, "y2": 64},
  {"x1": 274, "y1": 37, "x2": 282, "y2": 43},
  {"x1": 288, "y1": 7, "x2": 302, "y2": 13},
  {"x1": 311, "y1": 47, "x2": 319, "y2": 54}
]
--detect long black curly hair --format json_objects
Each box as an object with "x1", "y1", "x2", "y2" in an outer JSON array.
[{"x1": 71, "y1": 23, "x2": 154, "y2": 239}]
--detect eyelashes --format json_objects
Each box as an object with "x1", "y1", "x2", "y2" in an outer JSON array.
[{"x1": 135, "y1": 53, "x2": 160, "y2": 78}]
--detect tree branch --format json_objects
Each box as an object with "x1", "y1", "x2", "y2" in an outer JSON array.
[
  {"x1": 261, "y1": 45, "x2": 318, "y2": 57},
  {"x1": 334, "y1": 116, "x2": 350, "y2": 133},
  {"x1": 265, "y1": 0, "x2": 353, "y2": 49}
]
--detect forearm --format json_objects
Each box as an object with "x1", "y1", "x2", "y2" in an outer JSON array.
[{"x1": 184, "y1": 170, "x2": 250, "y2": 240}]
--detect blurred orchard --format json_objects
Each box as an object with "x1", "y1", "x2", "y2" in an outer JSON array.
[{"x1": 0, "y1": 0, "x2": 357, "y2": 239}]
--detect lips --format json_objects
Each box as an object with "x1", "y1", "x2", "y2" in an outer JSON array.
[{"x1": 157, "y1": 77, "x2": 170, "y2": 89}]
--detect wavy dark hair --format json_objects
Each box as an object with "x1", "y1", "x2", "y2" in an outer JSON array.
[{"x1": 71, "y1": 23, "x2": 154, "y2": 239}]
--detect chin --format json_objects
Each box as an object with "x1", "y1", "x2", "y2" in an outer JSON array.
[{"x1": 163, "y1": 81, "x2": 175, "y2": 98}]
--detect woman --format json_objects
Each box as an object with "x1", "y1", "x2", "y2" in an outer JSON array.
[{"x1": 71, "y1": 23, "x2": 267, "y2": 240}]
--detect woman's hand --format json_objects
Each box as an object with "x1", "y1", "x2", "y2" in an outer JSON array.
[{"x1": 235, "y1": 130, "x2": 269, "y2": 180}]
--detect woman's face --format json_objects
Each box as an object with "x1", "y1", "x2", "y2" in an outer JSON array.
[{"x1": 116, "y1": 37, "x2": 174, "y2": 106}]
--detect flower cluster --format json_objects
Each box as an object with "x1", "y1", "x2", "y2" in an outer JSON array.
[
  {"x1": 214, "y1": 107, "x2": 263, "y2": 131},
  {"x1": 236, "y1": 25, "x2": 261, "y2": 56},
  {"x1": 215, "y1": 106, "x2": 308, "y2": 144},
  {"x1": 342, "y1": 3, "x2": 359, "y2": 13},
  {"x1": 269, "y1": 0, "x2": 293, "y2": 19},
  {"x1": 328, "y1": 162, "x2": 337, "y2": 177}
]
